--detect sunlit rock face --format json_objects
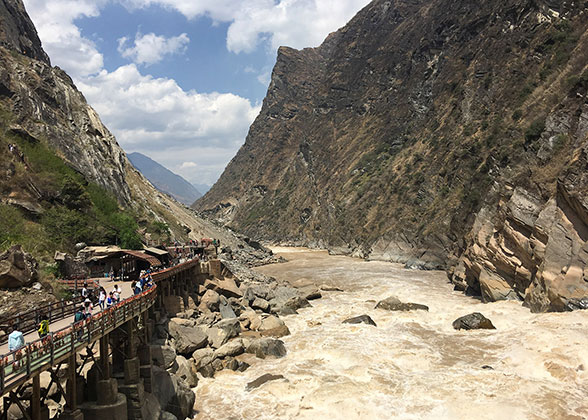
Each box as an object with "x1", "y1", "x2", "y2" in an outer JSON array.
[
  {"x1": 196, "y1": 0, "x2": 588, "y2": 310},
  {"x1": 0, "y1": 0, "x2": 131, "y2": 202}
]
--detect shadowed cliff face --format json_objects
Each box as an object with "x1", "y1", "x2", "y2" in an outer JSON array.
[{"x1": 196, "y1": 0, "x2": 588, "y2": 311}]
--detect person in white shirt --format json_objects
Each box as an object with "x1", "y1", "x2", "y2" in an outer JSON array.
[
  {"x1": 112, "y1": 284, "x2": 121, "y2": 303},
  {"x1": 98, "y1": 287, "x2": 106, "y2": 310}
]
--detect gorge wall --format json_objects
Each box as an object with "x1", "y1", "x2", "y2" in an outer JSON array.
[{"x1": 196, "y1": 0, "x2": 588, "y2": 311}]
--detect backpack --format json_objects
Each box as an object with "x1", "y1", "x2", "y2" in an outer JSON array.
[
  {"x1": 74, "y1": 311, "x2": 85, "y2": 323},
  {"x1": 38, "y1": 319, "x2": 49, "y2": 335}
]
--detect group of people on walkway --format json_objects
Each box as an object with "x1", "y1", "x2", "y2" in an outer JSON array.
[{"x1": 131, "y1": 270, "x2": 153, "y2": 295}]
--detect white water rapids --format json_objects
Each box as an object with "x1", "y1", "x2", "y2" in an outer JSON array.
[{"x1": 194, "y1": 248, "x2": 588, "y2": 420}]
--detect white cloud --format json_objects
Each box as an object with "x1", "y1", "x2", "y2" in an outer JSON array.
[
  {"x1": 23, "y1": 0, "x2": 106, "y2": 78},
  {"x1": 122, "y1": 0, "x2": 372, "y2": 53},
  {"x1": 76, "y1": 64, "x2": 260, "y2": 184},
  {"x1": 179, "y1": 161, "x2": 197, "y2": 169},
  {"x1": 118, "y1": 32, "x2": 190, "y2": 65}
]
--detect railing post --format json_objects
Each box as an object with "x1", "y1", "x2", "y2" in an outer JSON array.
[
  {"x1": 50, "y1": 333, "x2": 54, "y2": 365},
  {"x1": 0, "y1": 359, "x2": 4, "y2": 394},
  {"x1": 25, "y1": 346, "x2": 31, "y2": 376}
]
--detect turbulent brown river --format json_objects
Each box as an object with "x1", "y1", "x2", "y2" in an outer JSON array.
[{"x1": 194, "y1": 248, "x2": 588, "y2": 420}]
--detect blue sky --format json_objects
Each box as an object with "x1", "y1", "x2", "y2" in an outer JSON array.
[{"x1": 22, "y1": 0, "x2": 372, "y2": 189}]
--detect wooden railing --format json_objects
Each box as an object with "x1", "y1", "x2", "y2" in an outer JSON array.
[
  {"x1": 0, "y1": 258, "x2": 199, "y2": 396},
  {"x1": 0, "y1": 298, "x2": 86, "y2": 345},
  {"x1": 0, "y1": 284, "x2": 157, "y2": 395}
]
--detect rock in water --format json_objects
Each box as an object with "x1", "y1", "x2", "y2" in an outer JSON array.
[
  {"x1": 246, "y1": 374, "x2": 286, "y2": 391},
  {"x1": 452, "y1": 313, "x2": 496, "y2": 330},
  {"x1": 342, "y1": 315, "x2": 377, "y2": 326},
  {"x1": 375, "y1": 296, "x2": 429, "y2": 312},
  {"x1": 0, "y1": 245, "x2": 38, "y2": 288},
  {"x1": 246, "y1": 338, "x2": 287, "y2": 359}
]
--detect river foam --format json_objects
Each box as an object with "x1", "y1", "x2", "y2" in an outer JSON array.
[{"x1": 194, "y1": 248, "x2": 588, "y2": 420}]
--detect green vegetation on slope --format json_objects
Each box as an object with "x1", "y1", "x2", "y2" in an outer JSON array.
[{"x1": 0, "y1": 105, "x2": 147, "y2": 262}]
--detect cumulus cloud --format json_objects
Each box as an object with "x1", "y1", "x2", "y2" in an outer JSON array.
[
  {"x1": 179, "y1": 161, "x2": 197, "y2": 169},
  {"x1": 118, "y1": 32, "x2": 190, "y2": 65},
  {"x1": 122, "y1": 0, "x2": 372, "y2": 53},
  {"x1": 76, "y1": 64, "x2": 260, "y2": 184},
  {"x1": 23, "y1": 0, "x2": 106, "y2": 78}
]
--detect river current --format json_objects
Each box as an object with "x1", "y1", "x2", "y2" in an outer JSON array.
[{"x1": 194, "y1": 247, "x2": 588, "y2": 420}]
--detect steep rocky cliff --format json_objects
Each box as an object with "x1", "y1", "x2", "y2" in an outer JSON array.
[
  {"x1": 0, "y1": 0, "x2": 274, "y2": 272},
  {"x1": 196, "y1": 0, "x2": 588, "y2": 311}
]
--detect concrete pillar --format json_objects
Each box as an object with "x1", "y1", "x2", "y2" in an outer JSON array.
[
  {"x1": 32, "y1": 374, "x2": 40, "y2": 420},
  {"x1": 99, "y1": 335, "x2": 110, "y2": 380},
  {"x1": 61, "y1": 355, "x2": 84, "y2": 420}
]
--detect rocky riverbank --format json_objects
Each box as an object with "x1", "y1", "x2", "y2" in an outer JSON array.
[
  {"x1": 146, "y1": 257, "x2": 321, "y2": 419},
  {"x1": 192, "y1": 247, "x2": 587, "y2": 420}
]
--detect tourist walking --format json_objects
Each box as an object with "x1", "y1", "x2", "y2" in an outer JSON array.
[
  {"x1": 106, "y1": 292, "x2": 114, "y2": 308},
  {"x1": 98, "y1": 287, "x2": 106, "y2": 310},
  {"x1": 37, "y1": 314, "x2": 49, "y2": 339},
  {"x1": 112, "y1": 284, "x2": 122, "y2": 303},
  {"x1": 84, "y1": 298, "x2": 93, "y2": 318},
  {"x1": 81, "y1": 282, "x2": 88, "y2": 299},
  {"x1": 8, "y1": 323, "x2": 24, "y2": 352},
  {"x1": 74, "y1": 306, "x2": 85, "y2": 341}
]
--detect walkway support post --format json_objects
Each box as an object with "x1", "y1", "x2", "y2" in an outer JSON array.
[{"x1": 31, "y1": 374, "x2": 40, "y2": 420}]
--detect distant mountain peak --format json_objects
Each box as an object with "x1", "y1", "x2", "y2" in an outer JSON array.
[{"x1": 128, "y1": 152, "x2": 201, "y2": 205}]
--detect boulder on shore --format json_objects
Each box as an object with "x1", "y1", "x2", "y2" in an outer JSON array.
[
  {"x1": 342, "y1": 315, "x2": 377, "y2": 327},
  {"x1": 0, "y1": 245, "x2": 38, "y2": 288},
  {"x1": 168, "y1": 320, "x2": 208, "y2": 355},
  {"x1": 375, "y1": 296, "x2": 429, "y2": 312},
  {"x1": 452, "y1": 312, "x2": 496, "y2": 330}
]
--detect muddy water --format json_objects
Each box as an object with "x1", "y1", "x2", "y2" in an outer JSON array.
[{"x1": 194, "y1": 248, "x2": 588, "y2": 420}]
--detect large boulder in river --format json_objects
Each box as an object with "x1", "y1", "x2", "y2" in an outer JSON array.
[
  {"x1": 246, "y1": 338, "x2": 287, "y2": 359},
  {"x1": 0, "y1": 245, "x2": 38, "y2": 288},
  {"x1": 375, "y1": 296, "x2": 429, "y2": 312},
  {"x1": 246, "y1": 374, "x2": 286, "y2": 391},
  {"x1": 151, "y1": 366, "x2": 195, "y2": 420},
  {"x1": 342, "y1": 315, "x2": 377, "y2": 327},
  {"x1": 258, "y1": 315, "x2": 290, "y2": 338},
  {"x1": 168, "y1": 320, "x2": 208, "y2": 355},
  {"x1": 150, "y1": 345, "x2": 178, "y2": 370},
  {"x1": 452, "y1": 312, "x2": 496, "y2": 330},
  {"x1": 175, "y1": 355, "x2": 199, "y2": 388}
]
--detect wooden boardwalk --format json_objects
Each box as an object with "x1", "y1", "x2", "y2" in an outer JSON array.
[{"x1": 0, "y1": 258, "x2": 200, "y2": 398}]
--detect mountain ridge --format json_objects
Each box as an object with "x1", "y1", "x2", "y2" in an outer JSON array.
[
  {"x1": 196, "y1": 0, "x2": 588, "y2": 311},
  {"x1": 128, "y1": 152, "x2": 202, "y2": 206}
]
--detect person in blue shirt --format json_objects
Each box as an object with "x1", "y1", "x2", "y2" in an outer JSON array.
[{"x1": 8, "y1": 323, "x2": 25, "y2": 353}]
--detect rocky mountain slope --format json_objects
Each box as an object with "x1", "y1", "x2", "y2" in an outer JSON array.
[
  {"x1": 196, "y1": 0, "x2": 588, "y2": 311},
  {"x1": 0, "y1": 0, "x2": 274, "y2": 273},
  {"x1": 128, "y1": 152, "x2": 202, "y2": 206}
]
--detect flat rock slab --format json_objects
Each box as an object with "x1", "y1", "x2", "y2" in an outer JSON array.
[
  {"x1": 342, "y1": 315, "x2": 377, "y2": 327},
  {"x1": 246, "y1": 374, "x2": 286, "y2": 391},
  {"x1": 452, "y1": 312, "x2": 496, "y2": 330},
  {"x1": 375, "y1": 296, "x2": 429, "y2": 312}
]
